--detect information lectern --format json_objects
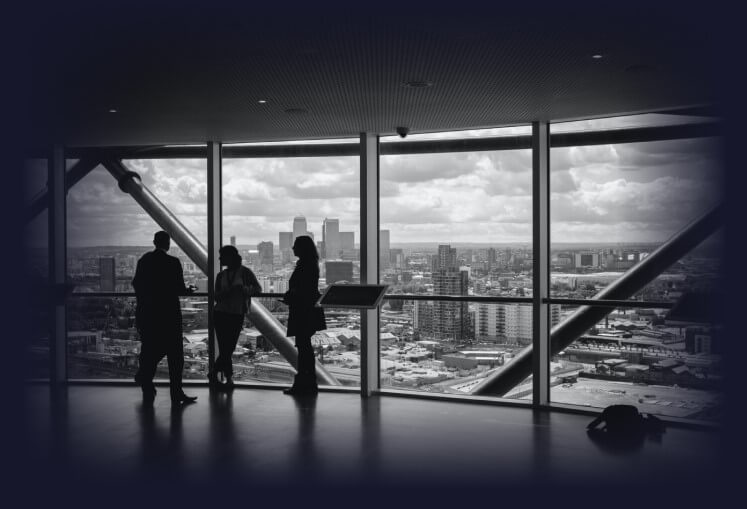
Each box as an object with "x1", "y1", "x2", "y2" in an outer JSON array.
[{"x1": 317, "y1": 284, "x2": 389, "y2": 309}]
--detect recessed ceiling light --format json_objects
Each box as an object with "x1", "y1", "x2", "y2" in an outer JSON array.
[
  {"x1": 257, "y1": 100, "x2": 267, "y2": 104},
  {"x1": 592, "y1": 54, "x2": 604, "y2": 60},
  {"x1": 402, "y1": 80, "x2": 434, "y2": 89},
  {"x1": 108, "y1": 108, "x2": 118, "y2": 113}
]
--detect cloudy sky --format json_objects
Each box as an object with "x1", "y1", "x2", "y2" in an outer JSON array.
[{"x1": 24, "y1": 115, "x2": 723, "y2": 248}]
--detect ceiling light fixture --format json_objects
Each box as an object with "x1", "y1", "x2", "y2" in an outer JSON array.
[
  {"x1": 108, "y1": 108, "x2": 118, "y2": 113},
  {"x1": 258, "y1": 100, "x2": 267, "y2": 104},
  {"x1": 592, "y1": 54, "x2": 604, "y2": 59}
]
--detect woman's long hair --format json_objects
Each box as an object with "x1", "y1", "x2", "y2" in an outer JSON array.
[{"x1": 293, "y1": 235, "x2": 319, "y2": 263}]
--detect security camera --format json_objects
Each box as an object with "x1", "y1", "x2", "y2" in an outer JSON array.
[{"x1": 396, "y1": 127, "x2": 410, "y2": 138}]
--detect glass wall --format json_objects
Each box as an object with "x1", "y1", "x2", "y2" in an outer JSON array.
[
  {"x1": 222, "y1": 146, "x2": 361, "y2": 386},
  {"x1": 379, "y1": 127, "x2": 534, "y2": 398},
  {"x1": 66, "y1": 156, "x2": 207, "y2": 379},
  {"x1": 549, "y1": 115, "x2": 724, "y2": 414}
]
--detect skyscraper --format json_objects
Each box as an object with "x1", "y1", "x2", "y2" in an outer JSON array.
[
  {"x1": 293, "y1": 216, "x2": 307, "y2": 242},
  {"x1": 380, "y1": 229, "x2": 390, "y2": 269},
  {"x1": 437, "y1": 244, "x2": 457, "y2": 270},
  {"x1": 323, "y1": 218, "x2": 340, "y2": 259},
  {"x1": 230, "y1": 235, "x2": 236, "y2": 247},
  {"x1": 279, "y1": 232, "x2": 293, "y2": 263},
  {"x1": 257, "y1": 241, "x2": 273, "y2": 268},
  {"x1": 99, "y1": 257, "x2": 116, "y2": 292}
]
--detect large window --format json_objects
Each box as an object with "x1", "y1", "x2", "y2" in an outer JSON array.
[
  {"x1": 66, "y1": 156, "x2": 207, "y2": 379},
  {"x1": 222, "y1": 145, "x2": 361, "y2": 387},
  {"x1": 548, "y1": 115, "x2": 724, "y2": 418},
  {"x1": 379, "y1": 127, "x2": 534, "y2": 398}
]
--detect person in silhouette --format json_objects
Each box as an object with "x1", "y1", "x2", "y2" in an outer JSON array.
[
  {"x1": 133, "y1": 231, "x2": 198, "y2": 405},
  {"x1": 281, "y1": 235, "x2": 326, "y2": 395},
  {"x1": 209, "y1": 245, "x2": 261, "y2": 390}
]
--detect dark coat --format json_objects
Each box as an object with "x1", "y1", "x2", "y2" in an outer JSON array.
[
  {"x1": 132, "y1": 249, "x2": 191, "y2": 341},
  {"x1": 284, "y1": 260, "x2": 326, "y2": 337}
]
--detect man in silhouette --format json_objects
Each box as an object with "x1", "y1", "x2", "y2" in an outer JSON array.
[{"x1": 133, "y1": 231, "x2": 197, "y2": 405}]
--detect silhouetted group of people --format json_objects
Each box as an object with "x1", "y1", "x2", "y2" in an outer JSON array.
[{"x1": 133, "y1": 231, "x2": 326, "y2": 405}]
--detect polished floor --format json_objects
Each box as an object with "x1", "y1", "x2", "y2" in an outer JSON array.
[{"x1": 23, "y1": 385, "x2": 725, "y2": 487}]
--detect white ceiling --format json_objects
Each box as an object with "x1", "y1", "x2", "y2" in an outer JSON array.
[{"x1": 26, "y1": 3, "x2": 722, "y2": 147}]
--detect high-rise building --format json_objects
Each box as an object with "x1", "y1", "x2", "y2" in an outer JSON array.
[
  {"x1": 437, "y1": 244, "x2": 457, "y2": 270},
  {"x1": 279, "y1": 232, "x2": 293, "y2": 263},
  {"x1": 230, "y1": 235, "x2": 236, "y2": 247},
  {"x1": 390, "y1": 248, "x2": 404, "y2": 269},
  {"x1": 340, "y1": 231, "x2": 354, "y2": 250},
  {"x1": 416, "y1": 267, "x2": 469, "y2": 341},
  {"x1": 379, "y1": 229, "x2": 390, "y2": 269},
  {"x1": 487, "y1": 247, "x2": 497, "y2": 268},
  {"x1": 257, "y1": 241, "x2": 273, "y2": 268},
  {"x1": 99, "y1": 257, "x2": 115, "y2": 292},
  {"x1": 323, "y1": 218, "x2": 340, "y2": 259},
  {"x1": 475, "y1": 303, "x2": 561, "y2": 345},
  {"x1": 293, "y1": 216, "x2": 307, "y2": 242},
  {"x1": 325, "y1": 261, "x2": 354, "y2": 284}
]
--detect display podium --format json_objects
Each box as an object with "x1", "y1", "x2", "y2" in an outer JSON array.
[{"x1": 317, "y1": 284, "x2": 389, "y2": 309}]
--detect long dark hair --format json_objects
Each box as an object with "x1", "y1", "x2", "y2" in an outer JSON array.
[{"x1": 293, "y1": 235, "x2": 319, "y2": 263}]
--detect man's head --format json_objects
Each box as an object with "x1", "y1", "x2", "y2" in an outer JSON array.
[{"x1": 153, "y1": 231, "x2": 171, "y2": 251}]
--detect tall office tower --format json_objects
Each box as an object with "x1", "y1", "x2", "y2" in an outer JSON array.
[
  {"x1": 325, "y1": 261, "x2": 354, "y2": 284},
  {"x1": 340, "y1": 231, "x2": 354, "y2": 250},
  {"x1": 416, "y1": 268, "x2": 469, "y2": 341},
  {"x1": 474, "y1": 303, "x2": 561, "y2": 345},
  {"x1": 293, "y1": 216, "x2": 307, "y2": 242},
  {"x1": 279, "y1": 232, "x2": 293, "y2": 263},
  {"x1": 257, "y1": 241, "x2": 274, "y2": 268},
  {"x1": 390, "y1": 248, "x2": 404, "y2": 269},
  {"x1": 322, "y1": 218, "x2": 340, "y2": 260},
  {"x1": 379, "y1": 229, "x2": 390, "y2": 269},
  {"x1": 230, "y1": 236, "x2": 236, "y2": 247},
  {"x1": 99, "y1": 257, "x2": 116, "y2": 292},
  {"x1": 437, "y1": 244, "x2": 458, "y2": 270},
  {"x1": 487, "y1": 247, "x2": 497, "y2": 269}
]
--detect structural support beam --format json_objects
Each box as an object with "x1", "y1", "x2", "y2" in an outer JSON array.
[
  {"x1": 472, "y1": 203, "x2": 723, "y2": 397},
  {"x1": 360, "y1": 133, "x2": 380, "y2": 397},
  {"x1": 100, "y1": 157, "x2": 340, "y2": 386},
  {"x1": 49, "y1": 145, "x2": 67, "y2": 383},
  {"x1": 206, "y1": 142, "x2": 221, "y2": 377},
  {"x1": 27, "y1": 157, "x2": 100, "y2": 223},
  {"x1": 532, "y1": 121, "x2": 550, "y2": 406}
]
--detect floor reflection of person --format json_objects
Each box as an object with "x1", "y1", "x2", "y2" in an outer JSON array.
[
  {"x1": 281, "y1": 235, "x2": 326, "y2": 396},
  {"x1": 209, "y1": 245, "x2": 261, "y2": 389},
  {"x1": 133, "y1": 231, "x2": 198, "y2": 405}
]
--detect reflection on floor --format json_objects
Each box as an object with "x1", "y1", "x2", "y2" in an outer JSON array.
[{"x1": 24, "y1": 385, "x2": 724, "y2": 487}]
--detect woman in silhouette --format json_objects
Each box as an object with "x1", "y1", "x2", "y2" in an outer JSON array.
[
  {"x1": 282, "y1": 235, "x2": 326, "y2": 395},
  {"x1": 210, "y1": 245, "x2": 261, "y2": 389}
]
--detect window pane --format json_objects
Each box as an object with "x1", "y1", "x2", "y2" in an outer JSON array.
[
  {"x1": 550, "y1": 135, "x2": 724, "y2": 303},
  {"x1": 550, "y1": 304, "x2": 723, "y2": 423},
  {"x1": 380, "y1": 299, "x2": 533, "y2": 398},
  {"x1": 222, "y1": 147, "x2": 360, "y2": 387},
  {"x1": 66, "y1": 156, "x2": 207, "y2": 379}
]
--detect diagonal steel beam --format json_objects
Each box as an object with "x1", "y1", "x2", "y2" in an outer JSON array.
[
  {"x1": 471, "y1": 203, "x2": 723, "y2": 397},
  {"x1": 27, "y1": 157, "x2": 100, "y2": 222},
  {"x1": 99, "y1": 157, "x2": 340, "y2": 386}
]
